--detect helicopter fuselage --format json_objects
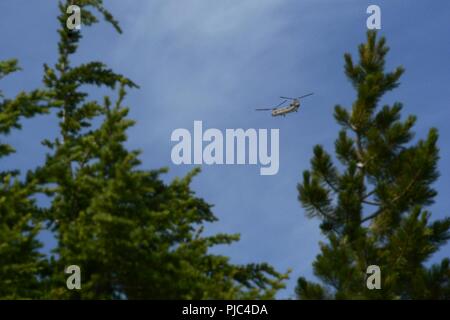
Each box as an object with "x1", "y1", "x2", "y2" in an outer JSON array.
[{"x1": 271, "y1": 100, "x2": 300, "y2": 117}]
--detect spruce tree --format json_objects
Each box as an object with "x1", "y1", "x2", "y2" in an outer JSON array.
[
  {"x1": 0, "y1": 60, "x2": 47, "y2": 298},
  {"x1": 296, "y1": 31, "x2": 450, "y2": 299},
  {"x1": 35, "y1": 0, "x2": 286, "y2": 299}
]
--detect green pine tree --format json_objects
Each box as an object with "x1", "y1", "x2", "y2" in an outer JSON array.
[
  {"x1": 0, "y1": 59, "x2": 48, "y2": 298},
  {"x1": 34, "y1": 0, "x2": 286, "y2": 299},
  {"x1": 296, "y1": 31, "x2": 450, "y2": 300}
]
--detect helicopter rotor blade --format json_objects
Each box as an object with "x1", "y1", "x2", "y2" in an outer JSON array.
[
  {"x1": 280, "y1": 93, "x2": 314, "y2": 100},
  {"x1": 297, "y1": 93, "x2": 314, "y2": 99},
  {"x1": 256, "y1": 99, "x2": 287, "y2": 111},
  {"x1": 273, "y1": 99, "x2": 288, "y2": 108}
]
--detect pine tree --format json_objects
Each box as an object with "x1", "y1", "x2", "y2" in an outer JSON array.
[
  {"x1": 0, "y1": 60, "x2": 47, "y2": 298},
  {"x1": 296, "y1": 31, "x2": 450, "y2": 299},
  {"x1": 35, "y1": 0, "x2": 286, "y2": 299}
]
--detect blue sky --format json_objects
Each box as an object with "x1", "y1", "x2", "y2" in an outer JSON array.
[{"x1": 1, "y1": 0, "x2": 449, "y2": 298}]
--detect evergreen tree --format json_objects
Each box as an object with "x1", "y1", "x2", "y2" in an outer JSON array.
[
  {"x1": 296, "y1": 31, "x2": 450, "y2": 299},
  {"x1": 35, "y1": 0, "x2": 286, "y2": 299},
  {"x1": 0, "y1": 60, "x2": 47, "y2": 298}
]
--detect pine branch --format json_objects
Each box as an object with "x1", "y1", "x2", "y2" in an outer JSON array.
[
  {"x1": 362, "y1": 189, "x2": 376, "y2": 200},
  {"x1": 361, "y1": 171, "x2": 422, "y2": 223},
  {"x1": 362, "y1": 199, "x2": 380, "y2": 206}
]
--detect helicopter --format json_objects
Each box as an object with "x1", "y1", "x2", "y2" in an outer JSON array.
[{"x1": 256, "y1": 93, "x2": 314, "y2": 117}]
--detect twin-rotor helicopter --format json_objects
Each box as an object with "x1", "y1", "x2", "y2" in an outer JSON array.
[{"x1": 256, "y1": 93, "x2": 314, "y2": 117}]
